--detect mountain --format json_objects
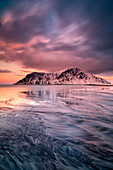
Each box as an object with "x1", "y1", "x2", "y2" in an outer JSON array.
[{"x1": 15, "y1": 67, "x2": 111, "y2": 85}]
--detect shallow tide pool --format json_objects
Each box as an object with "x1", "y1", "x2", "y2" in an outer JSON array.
[{"x1": 0, "y1": 85, "x2": 113, "y2": 169}]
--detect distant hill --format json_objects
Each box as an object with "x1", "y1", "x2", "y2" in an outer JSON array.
[{"x1": 15, "y1": 67, "x2": 111, "y2": 85}]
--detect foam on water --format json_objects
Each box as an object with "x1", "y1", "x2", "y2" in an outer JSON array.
[{"x1": 0, "y1": 85, "x2": 113, "y2": 169}]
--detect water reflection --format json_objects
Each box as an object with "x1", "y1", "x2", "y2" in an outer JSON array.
[{"x1": 0, "y1": 85, "x2": 113, "y2": 169}]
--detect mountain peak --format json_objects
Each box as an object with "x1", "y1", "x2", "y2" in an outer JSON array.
[{"x1": 15, "y1": 67, "x2": 111, "y2": 85}]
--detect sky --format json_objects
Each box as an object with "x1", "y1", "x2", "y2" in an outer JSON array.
[{"x1": 0, "y1": 0, "x2": 113, "y2": 84}]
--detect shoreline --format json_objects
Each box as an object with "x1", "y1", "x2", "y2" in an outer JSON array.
[{"x1": 0, "y1": 84, "x2": 113, "y2": 87}]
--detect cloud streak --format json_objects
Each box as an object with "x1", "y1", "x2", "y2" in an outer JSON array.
[
  {"x1": 0, "y1": 0, "x2": 113, "y2": 75},
  {"x1": 0, "y1": 69, "x2": 12, "y2": 73}
]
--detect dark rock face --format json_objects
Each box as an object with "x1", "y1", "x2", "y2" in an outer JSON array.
[{"x1": 15, "y1": 67, "x2": 111, "y2": 85}]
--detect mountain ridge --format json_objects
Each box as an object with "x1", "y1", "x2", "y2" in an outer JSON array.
[{"x1": 15, "y1": 67, "x2": 111, "y2": 85}]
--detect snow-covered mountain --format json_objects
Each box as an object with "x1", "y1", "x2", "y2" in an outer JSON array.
[{"x1": 15, "y1": 67, "x2": 111, "y2": 85}]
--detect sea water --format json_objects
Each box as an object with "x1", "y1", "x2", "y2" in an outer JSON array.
[{"x1": 0, "y1": 85, "x2": 113, "y2": 169}]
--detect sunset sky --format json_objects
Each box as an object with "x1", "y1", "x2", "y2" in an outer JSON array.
[{"x1": 0, "y1": 0, "x2": 113, "y2": 84}]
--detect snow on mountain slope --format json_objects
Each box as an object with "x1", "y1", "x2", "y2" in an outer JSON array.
[{"x1": 15, "y1": 67, "x2": 111, "y2": 85}]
